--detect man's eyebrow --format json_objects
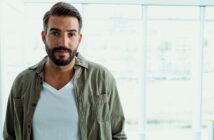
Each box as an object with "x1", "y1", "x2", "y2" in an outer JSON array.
[
  {"x1": 67, "y1": 29, "x2": 78, "y2": 32},
  {"x1": 49, "y1": 28, "x2": 78, "y2": 33},
  {"x1": 49, "y1": 28, "x2": 60, "y2": 32}
]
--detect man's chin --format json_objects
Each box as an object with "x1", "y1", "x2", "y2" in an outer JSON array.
[{"x1": 51, "y1": 57, "x2": 73, "y2": 66}]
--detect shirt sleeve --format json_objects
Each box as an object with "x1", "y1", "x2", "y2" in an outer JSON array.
[
  {"x1": 3, "y1": 89, "x2": 16, "y2": 140},
  {"x1": 3, "y1": 80, "x2": 23, "y2": 140},
  {"x1": 108, "y1": 76, "x2": 127, "y2": 140}
]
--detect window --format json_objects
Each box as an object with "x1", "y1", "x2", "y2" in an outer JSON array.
[
  {"x1": 202, "y1": 7, "x2": 214, "y2": 140},
  {"x1": 146, "y1": 6, "x2": 199, "y2": 140},
  {"x1": 1, "y1": 2, "x2": 214, "y2": 140},
  {"x1": 82, "y1": 4, "x2": 142, "y2": 139}
]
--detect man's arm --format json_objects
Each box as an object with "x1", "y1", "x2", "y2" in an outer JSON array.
[
  {"x1": 109, "y1": 77, "x2": 127, "y2": 140},
  {"x1": 3, "y1": 91, "x2": 16, "y2": 140}
]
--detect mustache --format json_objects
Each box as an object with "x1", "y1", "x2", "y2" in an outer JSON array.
[{"x1": 52, "y1": 46, "x2": 72, "y2": 53}]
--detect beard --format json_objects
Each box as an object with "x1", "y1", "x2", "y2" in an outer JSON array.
[{"x1": 45, "y1": 45, "x2": 77, "y2": 66}]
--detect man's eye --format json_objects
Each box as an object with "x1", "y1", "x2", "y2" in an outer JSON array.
[
  {"x1": 69, "y1": 33, "x2": 76, "y2": 37},
  {"x1": 52, "y1": 32, "x2": 60, "y2": 36}
]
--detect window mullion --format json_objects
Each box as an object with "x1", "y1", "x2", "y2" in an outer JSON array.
[
  {"x1": 192, "y1": 6, "x2": 205, "y2": 140},
  {"x1": 138, "y1": 5, "x2": 148, "y2": 140}
]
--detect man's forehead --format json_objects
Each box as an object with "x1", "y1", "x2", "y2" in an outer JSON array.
[
  {"x1": 47, "y1": 16, "x2": 79, "y2": 31},
  {"x1": 48, "y1": 16, "x2": 78, "y2": 25}
]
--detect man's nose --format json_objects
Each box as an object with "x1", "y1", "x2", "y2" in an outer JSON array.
[{"x1": 58, "y1": 35, "x2": 69, "y2": 46}]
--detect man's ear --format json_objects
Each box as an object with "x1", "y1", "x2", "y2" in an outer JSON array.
[
  {"x1": 78, "y1": 33, "x2": 83, "y2": 43},
  {"x1": 41, "y1": 31, "x2": 46, "y2": 44}
]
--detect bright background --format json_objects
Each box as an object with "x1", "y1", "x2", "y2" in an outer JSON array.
[{"x1": 1, "y1": 0, "x2": 214, "y2": 140}]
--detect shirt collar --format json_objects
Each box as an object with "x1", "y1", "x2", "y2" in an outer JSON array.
[{"x1": 28, "y1": 52, "x2": 89, "y2": 78}]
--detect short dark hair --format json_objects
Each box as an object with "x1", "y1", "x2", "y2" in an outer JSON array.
[{"x1": 43, "y1": 2, "x2": 82, "y2": 32}]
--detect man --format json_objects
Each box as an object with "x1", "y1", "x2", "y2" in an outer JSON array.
[{"x1": 3, "y1": 2, "x2": 126, "y2": 140}]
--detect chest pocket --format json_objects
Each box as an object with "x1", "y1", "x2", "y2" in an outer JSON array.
[{"x1": 95, "y1": 93, "x2": 110, "y2": 122}]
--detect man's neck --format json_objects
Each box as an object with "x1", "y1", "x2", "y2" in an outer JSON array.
[{"x1": 44, "y1": 58, "x2": 75, "y2": 90}]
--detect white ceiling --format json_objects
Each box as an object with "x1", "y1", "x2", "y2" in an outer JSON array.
[{"x1": 23, "y1": 0, "x2": 214, "y2": 6}]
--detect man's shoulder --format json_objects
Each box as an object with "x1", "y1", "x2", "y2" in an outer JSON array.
[
  {"x1": 87, "y1": 61, "x2": 116, "y2": 83},
  {"x1": 88, "y1": 60, "x2": 107, "y2": 71},
  {"x1": 84, "y1": 58, "x2": 110, "y2": 73},
  {"x1": 17, "y1": 68, "x2": 36, "y2": 78},
  {"x1": 13, "y1": 57, "x2": 46, "y2": 85},
  {"x1": 15, "y1": 57, "x2": 46, "y2": 81},
  {"x1": 13, "y1": 67, "x2": 36, "y2": 84},
  {"x1": 76, "y1": 54, "x2": 109, "y2": 73}
]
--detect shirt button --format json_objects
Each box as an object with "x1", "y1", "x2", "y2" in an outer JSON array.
[
  {"x1": 28, "y1": 124, "x2": 31, "y2": 128},
  {"x1": 31, "y1": 103, "x2": 37, "y2": 107},
  {"x1": 27, "y1": 124, "x2": 31, "y2": 133}
]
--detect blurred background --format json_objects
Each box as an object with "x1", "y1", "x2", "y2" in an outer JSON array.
[{"x1": 1, "y1": 0, "x2": 214, "y2": 140}]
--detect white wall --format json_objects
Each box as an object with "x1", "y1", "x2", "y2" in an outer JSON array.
[
  {"x1": 0, "y1": 1, "x2": 26, "y2": 139},
  {"x1": 0, "y1": 0, "x2": 3, "y2": 139}
]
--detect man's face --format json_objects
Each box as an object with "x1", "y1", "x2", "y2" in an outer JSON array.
[{"x1": 42, "y1": 16, "x2": 82, "y2": 66}]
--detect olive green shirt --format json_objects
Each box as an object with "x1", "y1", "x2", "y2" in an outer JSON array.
[{"x1": 3, "y1": 53, "x2": 127, "y2": 140}]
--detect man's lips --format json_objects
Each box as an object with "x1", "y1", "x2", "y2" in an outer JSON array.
[{"x1": 54, "y1": 50, "x2": 69, "y2": 57}]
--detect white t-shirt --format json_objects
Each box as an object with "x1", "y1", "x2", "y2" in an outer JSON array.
[{"x1": 32, "y1": 79, "x2": 80, "y2": 140}]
